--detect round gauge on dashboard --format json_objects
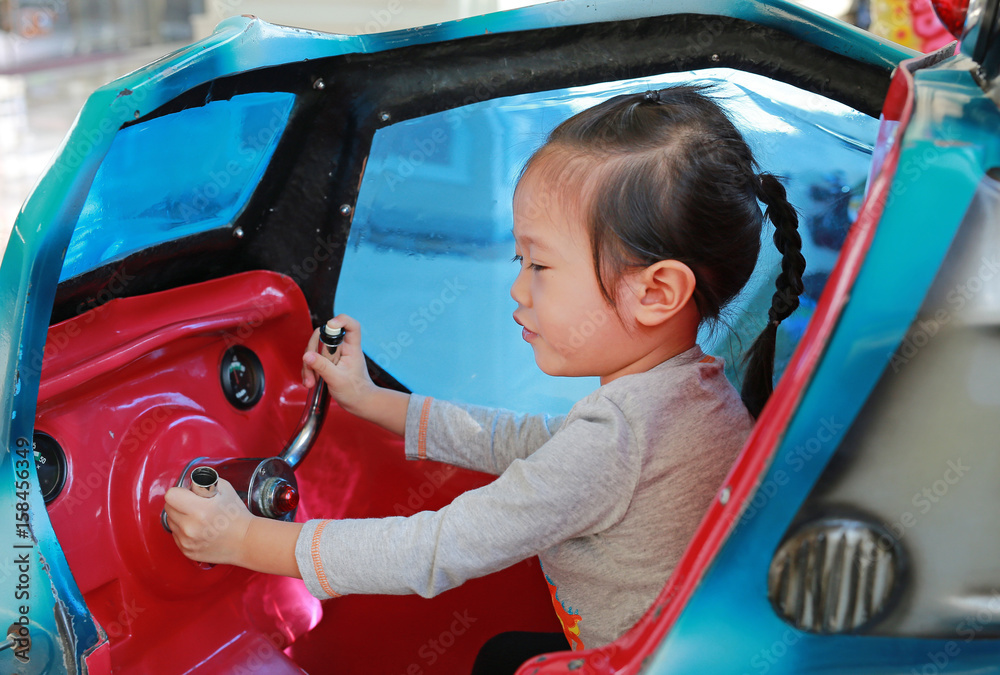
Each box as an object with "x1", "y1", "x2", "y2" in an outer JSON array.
[
  {"x1": 33, "y1": 431, "x2": 67, "y2": 504},
  {"x1": 220, "y1": 345, "x2": 265, "y2": 410}
]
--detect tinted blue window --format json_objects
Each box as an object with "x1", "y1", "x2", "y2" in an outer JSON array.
[
  {"x1": 337, "y1": 70, "x2": 878, "y2": 413},
  {"x1": 60, "y1": 92, "x2": 294, "y2": 281}
]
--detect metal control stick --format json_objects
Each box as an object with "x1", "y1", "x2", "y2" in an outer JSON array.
[
  {"x1": 190, "y1": 466, "x2": 219, "y2": 498},
  {"x1": 163, "y1": 321, "x2": 341, "y2": 534},
  {"x1": 279, "y1": 322, "x2": 343, "y2": 470}
]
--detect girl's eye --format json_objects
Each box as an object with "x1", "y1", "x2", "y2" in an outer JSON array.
[{"x1": 511, "y1": 254, "x2": 546, "y2": 271}]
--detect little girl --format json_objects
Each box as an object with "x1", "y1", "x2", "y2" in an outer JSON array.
[{"x1": 164, "y1": 85, "x2": 805, "y2": 672}]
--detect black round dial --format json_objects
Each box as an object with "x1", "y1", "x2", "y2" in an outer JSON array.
[
  {"x1": 33, "y1": 432, "x2": 67, "y2": 504},
  {"x1": 220, "y1": 345, "x2": 265, "y2": 409}
]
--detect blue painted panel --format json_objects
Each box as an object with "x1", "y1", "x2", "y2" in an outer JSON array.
[{"x1": 60, "y1": 92, "x2": 294, "y2": 281}]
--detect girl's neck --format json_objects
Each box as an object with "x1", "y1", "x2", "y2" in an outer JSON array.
[{"x1": 599, "y1": 304, "x2": 701, "y2": 385}]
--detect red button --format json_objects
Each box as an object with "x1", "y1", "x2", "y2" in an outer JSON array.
[{"x1": 273, "y1": 484, "x2": 299, "y2": 515}]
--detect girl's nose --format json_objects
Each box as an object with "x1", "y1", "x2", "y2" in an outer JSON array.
[{"x1": 510, "y1": 267, "x2": 530, "y2": 307}]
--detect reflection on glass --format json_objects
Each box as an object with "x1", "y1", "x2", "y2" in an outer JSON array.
[
  {"x1": 60, "y1": 91, "x2": 295, "y2": 281},
  {"x1": 337, "y1": 69, "x2": 879, "y2": 413}
]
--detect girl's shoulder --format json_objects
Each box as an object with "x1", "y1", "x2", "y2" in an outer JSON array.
[{"x1": 590, "y1": 345, "x2": 746, "y2": 425}]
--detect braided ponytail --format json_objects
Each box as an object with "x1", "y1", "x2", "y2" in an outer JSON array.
[{"x1": 741, "y1": 174, "x2": 806, "y2": 418}]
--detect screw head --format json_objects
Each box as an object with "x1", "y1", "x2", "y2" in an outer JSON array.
[
  {"x1": 233, "y1": 226, "x2": 245, "y2": 239},
  {"x1": 379, "y1": 111, "x2": 391, "y2": 122},
  {"x1": 339, "y1": 204, "x2": 353, "y2": 216},
  {"x1": 313, "y1": 78, "x2": 325, "y2": 90}
]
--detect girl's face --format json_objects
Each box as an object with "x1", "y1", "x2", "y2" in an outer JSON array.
[{"x1": 510, "y1": 159, "x2": 639, "y2": 383}]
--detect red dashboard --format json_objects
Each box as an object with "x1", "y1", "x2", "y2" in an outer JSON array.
[{"x1": 36, "y1": 271, "x2": 560, "y2": 674}]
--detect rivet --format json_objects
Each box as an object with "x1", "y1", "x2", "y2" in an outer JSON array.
[
  {"x1": 379, "y1": 111, "x2": 391, "y2": 122},
  {"x1": 339, "y1": 204, "x2": 353, "y2": 216},
  {"x1": 711, "y1": 53, "x2": 720, "y2": 62},
  {"x1": 233, "y1": 226, "x2": 244, "y2": 239},
  {"x1": 567, "y1": 659, "x2": 585, "y2": 671},
  {"x1": 134, "y1": 110, "x2": 140, "y2": 119},
  {"x1": 313, "y1": 78, "x2": 325, "y2": 90},
  {"x1": 720, "y1": 486, "x2": 731, "y2": 505}
]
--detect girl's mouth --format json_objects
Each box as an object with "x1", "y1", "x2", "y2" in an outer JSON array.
[{"x1": 513, "y1": 314, "x2": 538, "y2": 342}]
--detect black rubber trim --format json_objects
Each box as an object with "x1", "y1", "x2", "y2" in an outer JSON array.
[{"x1": 52, "y1": 14, "x2": 893, "y2": 336}]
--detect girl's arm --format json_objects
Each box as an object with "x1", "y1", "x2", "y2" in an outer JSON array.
[
  {"x1": 301, "y1": 314, "x2": 561, "y2": 471},
  {"x1": 164, "y1": 395, "x2": 637, "y2": 599},
  {"x1": 403, "y1": 395, "x2": 565, "y2": 475},
  {"x1": 164, "y1": 479, "x2": 302, "y2": 577}
]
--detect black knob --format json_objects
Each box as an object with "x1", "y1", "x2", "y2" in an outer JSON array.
[{"x1": 320, "y1": 324, "x2": 345, "y2": 350}]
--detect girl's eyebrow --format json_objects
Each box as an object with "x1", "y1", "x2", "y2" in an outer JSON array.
[{"x1": 510, "y1": 229, "x2": 553, "y2": 251}]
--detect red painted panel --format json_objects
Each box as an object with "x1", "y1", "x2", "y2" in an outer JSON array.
[{"x1": 37, "y1": 270, "x2": 559, "y2": 674}]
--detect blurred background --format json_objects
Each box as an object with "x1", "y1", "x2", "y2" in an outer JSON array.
[{"x1": 0, "y1": 0, "x2": 953, "y2": 255}]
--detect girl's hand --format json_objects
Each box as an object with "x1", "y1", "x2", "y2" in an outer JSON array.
[
  {"x1": 301, "y1": 314, "x2": 377, "y2": 417},
  {"x1": 164, "y1": 478, "x2": 253, "y2": 566}
]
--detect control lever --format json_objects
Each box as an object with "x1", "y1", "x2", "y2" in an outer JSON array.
[
  {"x1": 162, "y1": 456, "x2": 299, "y2": 532},
  {"x1": 161, "y1": 323, "x2": 342, "y2": 534},
  {"x1": 279, "y1": 323, "x2": 343, "y2": 470}
]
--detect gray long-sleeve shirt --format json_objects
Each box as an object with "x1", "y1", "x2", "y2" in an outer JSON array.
[{"x1": 294, "y1": 345, "x2": 754, "y2": 649}]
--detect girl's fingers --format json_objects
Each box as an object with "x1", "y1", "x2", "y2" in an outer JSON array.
[
  {"x1": 330, "y1": 314, "x2": 362, "y2": 351},
  {"x1": 302, "y1": 327, "x2": 322, "y2": 387},
  {"x1": 303, "y1": 350, "x2": 337, "y2": 388},
  {"x1": 302, "y1": 315, "x2": 361, "y2": 388}
]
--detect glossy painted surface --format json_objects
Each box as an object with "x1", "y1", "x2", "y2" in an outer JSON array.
[
  {"x1": 36, "y1": 271, "x2": 321, "y2": 673},
  {"x1": 36, "y1": 269, "x2": 559, "y2": 673},
  {"x1": 0, "y1": 0, "x2": 917, "y2": 671}
]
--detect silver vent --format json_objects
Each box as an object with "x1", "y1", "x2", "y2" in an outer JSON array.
[{"x1": 768, "y1": 517, "x2": 901, "y2": 634}]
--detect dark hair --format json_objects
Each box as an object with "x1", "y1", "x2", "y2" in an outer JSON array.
[{"x1": 519, "y1": 84, "x2": 805, "y2": 418}]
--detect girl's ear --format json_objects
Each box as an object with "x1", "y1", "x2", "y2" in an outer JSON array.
[{"x1": 629, "y1": 260, "x2": 697, "y2": 327}]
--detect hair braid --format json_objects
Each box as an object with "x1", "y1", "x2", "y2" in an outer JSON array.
[{"x1": 741, "y1": 174, "x2": 806, "y2": 418}]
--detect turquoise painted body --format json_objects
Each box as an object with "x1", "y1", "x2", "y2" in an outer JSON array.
[
  {"x1": 648, "y1": 58, "x2": 1000, "y2": 674},
  {"x1": 0, "y1": 0, "x2": 926, "y2": 670}
]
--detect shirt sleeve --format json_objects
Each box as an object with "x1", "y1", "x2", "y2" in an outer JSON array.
[
  {"x1": 295, "y1": 394, "x2": 638, "y2": 600},
  {"x1": 402, "y1": 394, "x2": 566, "y2": 475}
]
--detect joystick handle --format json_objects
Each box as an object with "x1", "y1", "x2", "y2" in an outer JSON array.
[{"x1": 320, "y1": 323, "x2": 345, "y2": 352}]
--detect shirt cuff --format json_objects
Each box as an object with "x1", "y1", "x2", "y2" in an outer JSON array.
[
  {"x1": 404, "y1": 394, "x2": 433, "y2": 461},
  {"x1": 295, "y1": 519, "x2": 344, "y2": 600}
]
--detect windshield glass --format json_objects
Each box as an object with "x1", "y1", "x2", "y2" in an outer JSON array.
[
  {"x1": 337, "y1": 68, "x2": 879, "y2": 413},
  {"x1": 60, "y1": 91, "x2": 294, "y2": 281}
]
